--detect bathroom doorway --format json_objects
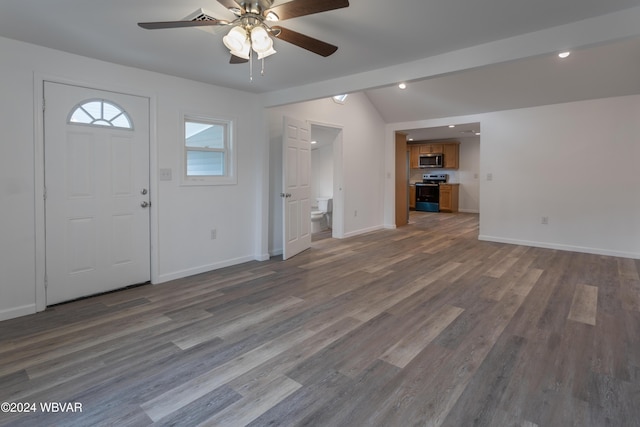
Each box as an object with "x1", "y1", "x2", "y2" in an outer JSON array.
[{"x1": 310, "y1": 123, "x2": 343, "y2": 240}]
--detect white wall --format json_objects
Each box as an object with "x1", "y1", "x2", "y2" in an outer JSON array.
[
  {"x1": 311, "y1": 144, "x2": 334, "y2": 202},
  {"x1": 0, "y1": 60, "x2": 36, "y2": 320},
  {"x1": 0, "y1": 36, "x2": 266, "y2": 320},
  {"x1": 457, "y1": 138, "x2": 480, "y2": 213},
  {"x1": 479, "y1": 95, "x2": 640, "y2": 258},
  {"x1": 268, "y1": 93, "x2": 386, "y2": 255},
  {"x1": 388, "y1": 94, "x2": 640, "y2": 259}
]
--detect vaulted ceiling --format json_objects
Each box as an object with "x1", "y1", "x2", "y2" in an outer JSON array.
[{"x1": 1, "y1": 0, "x2": 640, "y2": 122}]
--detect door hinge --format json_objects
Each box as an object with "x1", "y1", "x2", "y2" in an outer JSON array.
[
  {"x1": 42, "y1": 98, "x2": 46, "y2": 112},
  {"x1": 43, "y1": 186, "x2": 47, "y2": 200},
  {"x1": 44, "y1": 274, "x2": 48, "y2": 289}
]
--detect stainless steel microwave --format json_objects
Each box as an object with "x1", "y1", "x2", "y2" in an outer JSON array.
[{"x1": 419, "y1": 153, "x2": 443, "y2": 168}]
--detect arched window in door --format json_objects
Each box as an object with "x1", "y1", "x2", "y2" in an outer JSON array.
[{"x1": 67, "y1": 99, "x2": 133, "y2": 130}]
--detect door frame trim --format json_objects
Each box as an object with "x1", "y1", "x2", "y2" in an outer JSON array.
[{"x1": 33, "y1": 74, "x2": 158, "y2": 311}]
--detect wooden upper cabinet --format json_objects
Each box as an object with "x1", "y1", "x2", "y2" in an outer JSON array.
[
  {"x1": 442, "y1": 143, "x2": 459, "y2": 169},
  {"x1": 419, "y1": 144, "x2": 443, "y2": 154},
  {"x1": 410, "y1": 145, "x2": 420, "y2": 169}
]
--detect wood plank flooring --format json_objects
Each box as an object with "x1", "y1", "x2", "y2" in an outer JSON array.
[{"x1": 1, "y1": 212, "x2": 639, "y2": 426}]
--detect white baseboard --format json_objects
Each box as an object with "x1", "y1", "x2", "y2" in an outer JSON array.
[
  {"x1": 255, "y1": 252, "x2": 271, "y2": 262},
  {"x1": 156, "y1": 255, "x2": 257, "y2": 284},
  {"x1": 0, "y1": 304, "x2": 36, "y2": 321},
  {"x1": 343, "y1": 224, "x2": 385, "y2": 238},
  {"x1": 478, "y1": 235, "x2": 640, "y2": 260}
]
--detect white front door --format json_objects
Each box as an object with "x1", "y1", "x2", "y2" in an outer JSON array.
[
  {"x1": 282, "y1": 116, "x2": 311, "y2": 260},
  {"x1": 44, "y1": 81, "x2": 150, "y2": 305}
]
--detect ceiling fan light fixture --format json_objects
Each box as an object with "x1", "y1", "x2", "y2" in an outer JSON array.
[
  {"x1": 223, "y1": 26, "x2": 249, "y2": 52},
  {"x1": 230, "y1": 46, "x2": 251, "y2": 60},
  {"x1": 257, "y1": 46, "x2": 277, "y2": 59},
  {"x1": 250, "y1": 26, "x2": 273, "y2": 53},
  {"x1": 265, "y1": 11, "x2": 279, "y2": 21}
]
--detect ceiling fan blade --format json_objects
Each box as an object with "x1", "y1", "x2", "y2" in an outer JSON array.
[
  {"x1": 138, "y1": 19, "x2": 229, "y2": 30},
  {"x1": 230, "y1": 55, "x2": 249, "y2": 64},
  {"x1": 265, "y1": 0, "x2": 349, "y2": 21},
  {"x1": 273, "y1": 26, "x2": 338, "y2": 57},
  {"x1": 217, "y1": 0, "x2": 245, "y2": 14}
]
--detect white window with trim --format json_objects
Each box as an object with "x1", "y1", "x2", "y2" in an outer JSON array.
[{"x1": 181, "y1": 113, "x2": 236, "y2": 185}]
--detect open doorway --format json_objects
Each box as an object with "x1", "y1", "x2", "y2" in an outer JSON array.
[
  {"x1": 397, "y1": 123, "x2": 481, "y2": 220},
  {"x1": 310, "y1": 123, "x2": 343, "y2": 240}
]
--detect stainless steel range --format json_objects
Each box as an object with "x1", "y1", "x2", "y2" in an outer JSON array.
[{"x1": 415, "y1": 173, "x2": 448, "y2": 212}]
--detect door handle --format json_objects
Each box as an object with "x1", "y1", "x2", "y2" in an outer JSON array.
[
  {"x1": 141, "y1": 201, "x2": 151, "y2": 208},
  {"x1": 280, "y1": 193, "x2": 292, "y2": 198}
]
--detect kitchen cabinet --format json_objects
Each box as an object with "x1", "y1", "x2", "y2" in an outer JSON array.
[
  {"x1": 410, "y1": 145, "x2": 420, "y2": 169},
  {"x1": 409, "y1": 184, "x2": 416, "y2": 209},
  {"x1": 439, "y1": 184, "x2": 459, "y2": 212},
  {"x1": 442, "y1": 143, "x2": 459, "y2": 169},
  {"x1": 420, "y1": 144, "x2": 443, "y2": 154}
]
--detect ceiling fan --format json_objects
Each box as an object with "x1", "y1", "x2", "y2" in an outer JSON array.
[{"x1": 138, "y1": 0, "x2": 349, "y2": 72}]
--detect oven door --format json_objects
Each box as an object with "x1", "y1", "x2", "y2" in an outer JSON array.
[{"x1": 415, "y1": 183, "x2": 439, "y2": 212}]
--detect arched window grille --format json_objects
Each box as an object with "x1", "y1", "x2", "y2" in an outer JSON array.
[{"x1": 68, "y1": 99, "x2": 133, "y2": 130}]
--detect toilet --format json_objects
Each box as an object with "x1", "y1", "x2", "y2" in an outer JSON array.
[{"x1": 311, "y1": 197, "x2": 333, "y2": 233}]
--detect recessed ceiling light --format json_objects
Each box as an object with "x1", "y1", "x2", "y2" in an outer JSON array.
[
  {"x1": 448, "y1": 125, "x2": 455, "y2": 128},
  {"x1": 408, "y1": 137, "x2": 414, "y2": 141},
  {"x1": 398, "y1": 83, "x2": 407, "y2": 89},
  {"x1": 311, "y1": 140, "x2": 317, "y2": 144},
  {"x1": 558, "y1": 51, "x2": 571, "y2": 59},
  {"x1": 475, "y1": 132, "x2": 481, "y2": 136}
]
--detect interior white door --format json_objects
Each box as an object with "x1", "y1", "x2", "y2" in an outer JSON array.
[
  {"x1": 44, "y1": 81, "x2": 150, "y2": 305},
  {"x1": 282, "y1": 116, "x2": 311, "y2": 260}
]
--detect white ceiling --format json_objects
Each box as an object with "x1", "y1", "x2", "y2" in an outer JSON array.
[
  {"x1": 402, "y1": 123, "x2": 481, "y2": 143},
  {"x1": 386, "y1": 34, "x2": 640, "y2": 140},
  {"x1": 367, "y1": 36, "x2": 640, "y2": 123},
  {"x1": 1, "y1": 0, "x2": 640, "y2": 126}
]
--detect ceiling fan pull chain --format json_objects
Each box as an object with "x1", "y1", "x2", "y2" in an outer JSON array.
[
  {"x1": 249, "y1": 51, "x2": 253, "y2": 82},
  {"x1": 261, "y1": 58, "x2": 265, "y2": 76}
]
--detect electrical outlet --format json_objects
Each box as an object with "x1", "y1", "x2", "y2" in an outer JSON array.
[
  {"x1": 486, "y1": 173, "x2": 493, "y2": 181},
  {"x1": 541, "y1": 216, "x2": 549, "y2": 225},
  {"x1": 211, "y1": 229, "x2": 217, "y2": 239}
]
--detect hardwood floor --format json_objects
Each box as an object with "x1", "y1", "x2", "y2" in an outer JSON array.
[{"x1": 1, "y1": 212, "x2": 639, "y2": 426}]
